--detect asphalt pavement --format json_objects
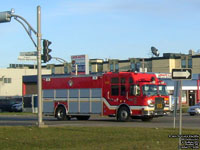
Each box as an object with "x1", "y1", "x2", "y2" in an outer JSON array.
[{"x1": 0, "y1": 113, "x2": 199, "y2": 129}]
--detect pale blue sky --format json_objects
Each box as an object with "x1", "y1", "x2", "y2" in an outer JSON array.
[{"x1": 0, "y1": 0, "x2": 200, "y2": 67}]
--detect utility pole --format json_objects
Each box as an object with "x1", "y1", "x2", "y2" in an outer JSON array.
[
  {"x1": 179, "y1": 80, "x2": 183, "y2": 150},
  {"x1": 37, "y1": 6, "x2": 45, "y2": 127},
  {"x1": 0, "y1": 6, "x2": 47, "y2": 127}
]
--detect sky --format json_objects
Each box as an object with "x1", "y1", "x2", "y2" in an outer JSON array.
[{"x1": 0, "y1": 0, "x2": 200, "y2": 68}]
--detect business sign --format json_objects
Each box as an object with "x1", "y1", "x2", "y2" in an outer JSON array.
[
  {"x1": 155, "y1": 73, "x2": 171, "y2": 79},
  {"x1": 172, "y1": 69, "x2": 192, "y2": 80},
  {"x1": 18, "y1": 51, "x2": 37, "y2": 61},
  {"x1": 71, "y1": 55, "x2": 89, "y2": 74}
]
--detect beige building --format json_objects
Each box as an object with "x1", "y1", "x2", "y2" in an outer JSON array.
[
  {"x1": 89, "y1": 59, "x2": 103, "y2": 73},
  {"x1": 99, "y1": 52, "x2": 199, "y2": 74},
  {"x1": 0, "y1": 68, "x2": 51, "y2": 97},
  {"x1": 192, "y1": 55, "x2": 200, "y2": 74},
  {"x1": 13, "y1": 51, "x2": 200, "y2": 75}
]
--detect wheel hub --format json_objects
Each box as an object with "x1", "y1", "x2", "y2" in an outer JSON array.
[{"x1": 121, "y1": 110, "x2": 128, "y2": 119}]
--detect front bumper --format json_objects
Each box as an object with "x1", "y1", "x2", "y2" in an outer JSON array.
[
  {"x1": 142, "y1": 109, "x2": 170, "y2": 117},
  {"x1": 188, "y1": 110, "x2": 200, "y2": 115}
]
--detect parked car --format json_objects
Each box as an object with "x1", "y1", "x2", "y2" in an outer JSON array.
[
  {"x1": 0, "y1": 100, "x2": 16, "y2": 112},
  {"x1": 11, "y1": 102, "x2": 23, "y2": 112},
  {"x1": 188, "y1": 102, "x2": 200, "y2": 116}
]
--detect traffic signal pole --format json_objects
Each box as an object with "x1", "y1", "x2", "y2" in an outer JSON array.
[
  {"x1": 0, "y1": 6, "x2": 47, "y2": 127},
  {"x1": 37, "y1": 6, "x2": 45, "y2": 128}
]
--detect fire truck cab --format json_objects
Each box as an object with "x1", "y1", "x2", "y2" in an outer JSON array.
[{"x1": 42, "y1": 72, "x2": 170, "y2": 122}]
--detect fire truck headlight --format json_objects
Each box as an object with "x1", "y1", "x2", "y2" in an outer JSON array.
[{"x1": 147, "y1": 100, "x2": 154, "y2": 107}]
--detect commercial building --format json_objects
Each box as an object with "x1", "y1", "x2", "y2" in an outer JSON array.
[
  {"x1": 27, "y1": 51, "x2": 198, "y2": 75},
  {"x1": 0, "y1": 68, "x2": 51, "y2": 97}
]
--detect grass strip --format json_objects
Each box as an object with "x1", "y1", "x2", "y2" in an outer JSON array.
[
  {"x1": 0, "y1": 112, "x2": 36, "y2": 116},
  {"x1": 0, "y1": 126, "x2": 199, "y2": 150}
]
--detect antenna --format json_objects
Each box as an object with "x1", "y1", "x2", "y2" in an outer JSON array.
[{"x1": 151, "y1": 46, "x2": 160, "y2": 57}]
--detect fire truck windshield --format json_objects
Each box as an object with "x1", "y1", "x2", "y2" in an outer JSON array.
[
  {"x1": 142, "y1": 85, "x2": 157, "y2": 96},
  {"x1": 142, "y1": 85, "x2": 168, "y2": 96},
  {"x1": 158, "y1": 85, "x2": 168, "y2": 96}
]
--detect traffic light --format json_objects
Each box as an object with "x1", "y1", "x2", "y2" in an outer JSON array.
[
  {"x1": 0, "y1": 11, "x2": 12, "y2": 23},
  {"x1": 42, "y1": 39, "x2": 52, "y2": 63}
]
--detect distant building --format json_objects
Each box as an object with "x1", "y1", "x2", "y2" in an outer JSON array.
[
  {"x1": 9, "y1": 51, "x2": 200, "y2": 74},
  {"x1": 0, "y1": 68, "x2": 51, "y2": 97}
]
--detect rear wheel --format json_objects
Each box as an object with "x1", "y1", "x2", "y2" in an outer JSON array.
[
  {"x1": 56, "y1": 106, "x2": 70, "y2": 121},
  {"x1": 117, "y1": 106, "x2": 130, "y2": 122},
  {"x1": 76, "y1": 116, "x2": 90, "y2": 120}
]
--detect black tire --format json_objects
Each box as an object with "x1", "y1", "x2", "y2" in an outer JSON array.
[
  {"x1": 141, "y1": 117, "x2": 153, "y2": 122},
  {"x1": 117, "y1": 106, "x2": 130, "y2": 122},
  {"x1": 76, "y1": 116, "x2": 90, "y2": 120},
  {"x1": 56, "y1": 106, "x2": 69, "y2": 121}
]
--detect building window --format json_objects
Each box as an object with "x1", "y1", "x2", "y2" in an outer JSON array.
[
  {"x1": 131, "y1": 63, "x2": 135, "y2": 71},
  {"x1": 188, "y1": 59, "x2": 192, "y2": 68},
  {"x1": 97, "y1": 64, "x2": 103, "y2": 72},
  {"x1": 89, "y1": 64, "x2": 92, "y2": 73},
  {"x1": 115, "y1": 63, "x2": 119, "y2": 72},
  {"x1": 4, "y1": 78, "x2": 12, "y2": 83},
  {"x1": 136, "y1": 62, "x2": 141, "y2": 72},
  {"x1": 110, "y1": 64, "x2": 114, "y2": 72},
  {"x1": 52, "y1": 68, "x2": 55, "y2": 74},
  {"x1": 181, "y1": 59, "x2": 186, "y2": 68},
  {"x1": 64, "y1": 66, "x2": 68, "y2": 74}
]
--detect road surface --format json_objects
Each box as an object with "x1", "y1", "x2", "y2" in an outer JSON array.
[{"x1": 0, "y1": 113, "x2": 199, "y2": 129}]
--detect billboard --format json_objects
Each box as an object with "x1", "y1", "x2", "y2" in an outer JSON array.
[{"x1": 71, "y1": 55, "x2": 89, "y2": 74}]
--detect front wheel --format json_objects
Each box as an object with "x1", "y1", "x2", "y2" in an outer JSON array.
[
  {"x1": 56, "y1": 106, "x2": 70, "y2": 121},
  {"x1": 117, "y1": 106, "x2": 130, "y2": 122}
]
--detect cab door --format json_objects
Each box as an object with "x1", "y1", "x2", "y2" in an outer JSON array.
[
  {"x1": 119, "y1": 76, "x2": 128, "y2": 102},
  {"x1": 127, "y1": 77, "x2": 141, "y2": 106}
]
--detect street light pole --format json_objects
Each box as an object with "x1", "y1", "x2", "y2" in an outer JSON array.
[
  {"x1": 37, "y1": 6, "x2": 44, "y2": 127},
  {"x1": 0, "y1": 6, "x2": 46, "y2": 127}
]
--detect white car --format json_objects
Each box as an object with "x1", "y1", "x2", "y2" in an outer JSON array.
[{"x1": 188, "y1": 102, "x2": 200, "y2": 116}]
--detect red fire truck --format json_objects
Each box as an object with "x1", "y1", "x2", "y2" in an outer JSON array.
[{"x1": 42, "y1": 72, "x2": 170, "y2": 121}]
